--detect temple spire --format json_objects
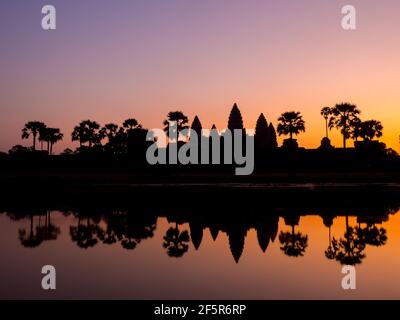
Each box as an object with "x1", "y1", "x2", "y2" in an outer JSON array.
[{"x1": 227, "y1": 103, "x2": 244, "y2": 131}]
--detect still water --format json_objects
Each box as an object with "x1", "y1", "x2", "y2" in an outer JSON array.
[{"x1": 1, "y1": 207, "x2": 400, "y2": 299}]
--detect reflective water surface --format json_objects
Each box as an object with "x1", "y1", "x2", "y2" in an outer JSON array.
[{"x1": 1, "y1": 205, "x2": 400, "y2": 299}]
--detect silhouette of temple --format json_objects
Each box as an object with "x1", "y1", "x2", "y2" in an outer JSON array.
[
  {"x1": 255, "y1": 113, "x2": 278, "y2": 152},
  {"x1": 228, "y1": 103, "x2": 245, "y2": 131}
]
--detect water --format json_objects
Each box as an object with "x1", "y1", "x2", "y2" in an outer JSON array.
[{"x1": 1, "y1": 205, "x2": 400, "y2": 299}]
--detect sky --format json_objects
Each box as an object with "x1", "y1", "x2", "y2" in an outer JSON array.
[{"x1": 0, "y1": 0, "x2": 399, "y2": 153}]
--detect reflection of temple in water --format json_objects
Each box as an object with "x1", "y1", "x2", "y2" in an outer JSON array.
[{"x1": 1, "y1": 202, "x2": 399, "y2": 264}]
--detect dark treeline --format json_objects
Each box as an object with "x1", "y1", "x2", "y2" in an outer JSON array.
[{"x1": 1, "y1": 102, "x2": 399, "y2": 177}]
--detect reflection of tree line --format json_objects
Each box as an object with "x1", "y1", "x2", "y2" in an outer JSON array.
[{"x1": 4, "y1": 208, "x2": 396, "y2": 265}]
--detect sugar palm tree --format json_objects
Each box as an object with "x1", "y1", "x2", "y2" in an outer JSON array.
[
  {"x1": 123, "y1": 118, "x2": 142, "y2": 132},
  {"x1": 43, "y1": 128, "x2": 63, "y2": 155},
  {"x1": 38, "y1": 125, "x2": 48, "y2": 150},
  {"x1": 329, "y1": 103, "x2": 361, "y2": 148},
  {"x1": 21, "y1": 121, "x2": 46, "y2": 151},
  {"x1": 359, "y1": 120, "x2": 383, "y2": 141},
  {"x1": 71, "y1": 120, "x2": 104, "y2": 148},
  {"x1": 277, "y1": 111, "x2": 306, "y2": 140},
  {"x1": 163, "y1": 111, "x2": 189, "y2": 142},
  {"x1": 320, "y1": 107, "x2": 331, "y2": 139}
]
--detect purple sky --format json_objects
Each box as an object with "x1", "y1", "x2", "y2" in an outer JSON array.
[{"x1": 1, "y1": 0, "x2": 399, "y2": 153}]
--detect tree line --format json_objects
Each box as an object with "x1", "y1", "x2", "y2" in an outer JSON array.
[{"x1": 13, "y1": 102, "x2": 386, "y2": 155}]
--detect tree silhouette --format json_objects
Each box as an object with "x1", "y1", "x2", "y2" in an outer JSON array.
[
  {"x1": 42, "y1": 127, "x2": 63, "y2": 155},
  {"x1": 163, "y1": 223, "x2": 190, "y2": 258},
  {"x1": 359, "y1": 120, "x2": 383, "y2": 141},
  {"x1": 279, "y1": 224, "x2": 308, "y2": 257},
  {"x1": 277, "y1": 111, "x2": 306, "y2": 140},
  {"x1": 329, "y1": 103, "x2": 361, "y2": 148},
  {"x1": 70, "y1": 215, "x2": 101, "y2": 249},
  {"x1": 119, "y1": 214, "x2": 156, "y2": 250},
  {"x1": 163, "y1": 111, "x2": 189, "y2": 142},
  {"x1": 38, "y1": 124, "x2": 48, "y2": 151},
  {"x1": 8, "y1": 145, "x2": 30, "y2": 155},
  {"x1": 21, "y1": 121, "x2": 46, "y2": 151},
  {"x1": 71, "y1": 120, "x2": 104, "y2": 148},
  {"x1": 361, "y1": 224, "x2": 387, "y2": 246},
  {"x1": 330, "y1": 216, "x2": 366, "y2": 265},
  {"x1": 324, "y1": 224, "x2": 335, "y2": 260},
  {"x1": 320, "y1": 107, "x2": 331, "y2": 139},
  {"x1": 36, "y1": 211, "x2": 61, "y2": 242},
  {"x1": 123, "y1": 118, "x2": 142, "y2": 132},
  {"x1": 101, "y1": 123, "x2": 125, "y2": 154},
  {"x1": 350, "y1": 117, "x2": 362, "y2": 142},
  {"x1": 102, "y1": 123, "x2": 119, "y2": 141},
  {"x1": 18, "y1": 215, "x2": 43, "y2": 248}
]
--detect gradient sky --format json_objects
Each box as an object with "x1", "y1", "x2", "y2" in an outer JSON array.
[{"x1": 0, "y1": 0, "x2": 399, "y2": 153}]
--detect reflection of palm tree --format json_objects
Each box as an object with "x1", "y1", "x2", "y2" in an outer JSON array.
[
  {"x1": 163, "y1": 223, "x2": 190, "y2": 258},
  {"x1": 361, "y1": 224, "x2": 387, "y2": 247},
  {"x1": 36, "y1": 211, "x2": 60, "y2": 241},
  {"x1": 279, "y1": 225, "x2": 308, "y2": 257},
  {"x1": 324, "y1": 225, "x2": 335, "y2": 260},
  {"x1": 70, "y1": 215, "x2": 101, "y2": 249},
  {"x1": 330, "y1": 216, "x2": 366, "y2": 265},
  {"x1": 19, "y1": 215, "x2": 43, "y2": 248}
]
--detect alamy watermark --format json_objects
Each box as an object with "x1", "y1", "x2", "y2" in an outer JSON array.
[
  {"x1": 341, "y1": 265, "x2": 356, "y2": 290},
  {"x1": 41, "y1": 4, "x2": 357, "y2": 31},
  {"x1": 41, "y1": 265, "x2": 56, "y2": 290},
  {"x1": 146, "y1": 122, "x2": 255, "y2": 176}
]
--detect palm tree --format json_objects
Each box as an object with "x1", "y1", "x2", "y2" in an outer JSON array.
[
  {"x1": 277, "y1": 111, "x2": 306, "y2": 141},
  {"x1": 350, "y1": 117, "x2": 362, "y2": 142},
  {"x1": 38, "y1": 125, "x2": 48, "y2": 151},
  {"x1": 329, "y1": 103, "x2": 361, "y2": 148},
  {"x1": 163, "y1": 111, "x2": 189, "y2": 142},
  {"x1": 21, "y1": 121, "x2": 46, "y2": 151},
  {"x1": 102, "y1": 123, "x2": 119, "y2": 140},
  {"x1": 42, "y1": 128, "x2": 63, "y2": 155},
  {"x1": 359, "y1": 120, "x2": 383, "y2": 141},
  {"x1": 71, "y1": 120, "x2": 104, "y2": 148},
  {"x1": 101, "y1": 123, "x2": 120, "y2": 153},
  {"x1": 123, "y1": 118, "x2": 142, "y2": 132},
  {"x1": 320, "y1": 107, "x2": 331, "y2": 139}
]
